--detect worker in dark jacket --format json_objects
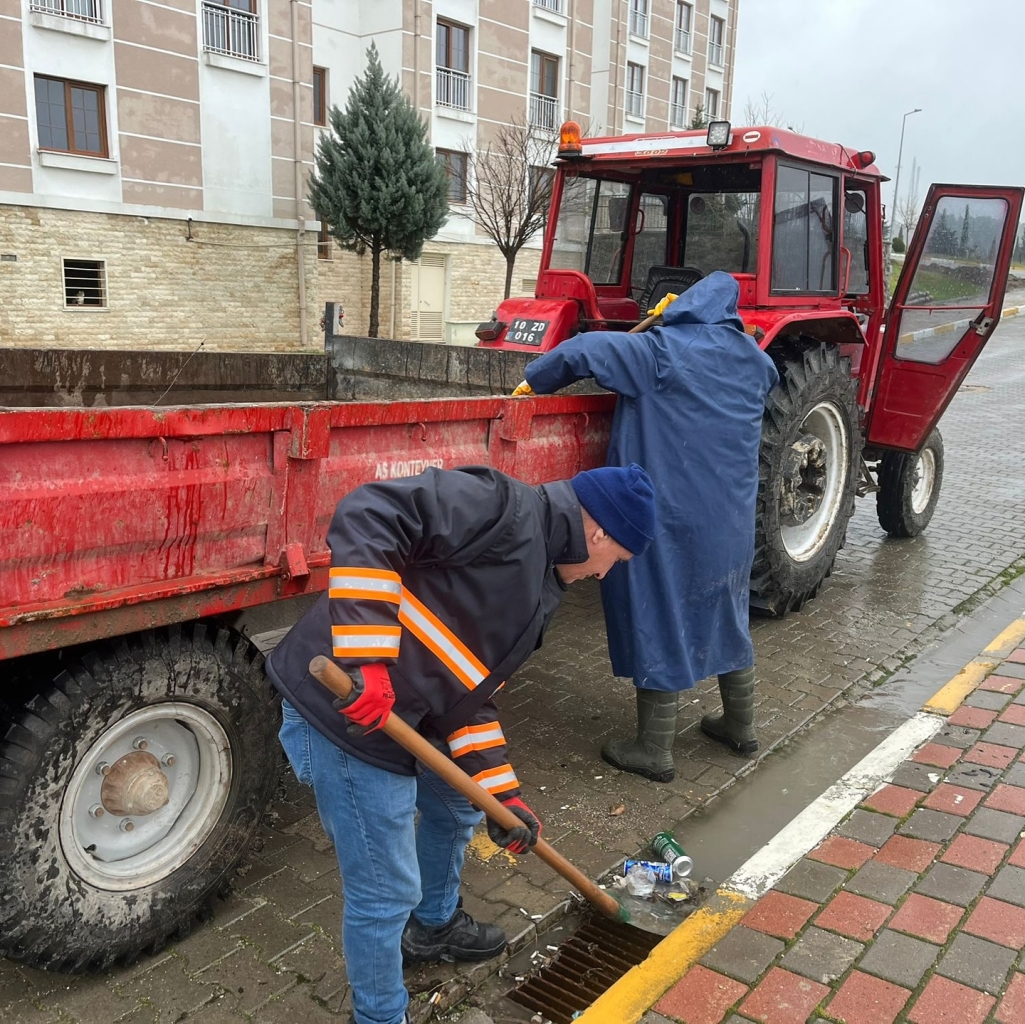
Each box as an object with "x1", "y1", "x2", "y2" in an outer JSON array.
[
  {"x1": 517, "y1": 272, "x2": 778, "y2": 783},
  {"x1": 265, "y1": 463, "x2": 655, "y2": 1024}
]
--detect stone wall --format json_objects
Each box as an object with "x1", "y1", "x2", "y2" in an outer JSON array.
[{"x1": 0, "y1": 206, "x2": 319, "y2": 352}]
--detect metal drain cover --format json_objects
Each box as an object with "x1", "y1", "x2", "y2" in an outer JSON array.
[{"x1": 507, "y1": 913, "x2": 663, "y2": 1023}]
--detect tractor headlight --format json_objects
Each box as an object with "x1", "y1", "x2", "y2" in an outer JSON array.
[{"x1": 706, "y1": 120, "x2": 731, "y2": 150}]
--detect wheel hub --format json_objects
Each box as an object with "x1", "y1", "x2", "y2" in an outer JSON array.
[
  {"x1": 100, "y1": 751, "x2": 169, "y2": 817},
  {"x1": 780, "y1": 433, "x2": 828, "y2": 526}
]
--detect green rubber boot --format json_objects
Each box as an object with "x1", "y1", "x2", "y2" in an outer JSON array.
[
  {"x1": 601, "y1": 688, "x2": 678, "y2": 783},
  {"x1": 700, "y1": 667, "x2": 759, "y2": 755}
]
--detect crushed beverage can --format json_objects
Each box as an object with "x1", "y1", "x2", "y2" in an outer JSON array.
[
  {"x1": 624, "y1": 859, "x2": 674, "y2": 883},
  {"x1": 651, "y1": 831, "x2": 694, "y2": 879}
]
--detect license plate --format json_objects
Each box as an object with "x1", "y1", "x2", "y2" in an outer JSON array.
[{"x1": 507, "y1": 319, "x2": 549, "y2": 347}]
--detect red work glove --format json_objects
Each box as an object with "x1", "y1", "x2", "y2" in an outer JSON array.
[
  {"x1": 487, "y1": 797, "x2": 542, "y2": 855},
  {"x1": 333, "y1": 664, "x2": 395, "y2": 733}
]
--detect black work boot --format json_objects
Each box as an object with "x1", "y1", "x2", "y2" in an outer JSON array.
[
  {"x1": 601, "y1": 688, "x2": 678, "y2": 783},
  {"x1": 401, "y1": 908, "x2": 507, "y2": 965},
  {"x1": 700, "y1": 667, "x2": 758, "y2": 755}
]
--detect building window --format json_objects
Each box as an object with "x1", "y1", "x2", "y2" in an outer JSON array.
[
  {"x1": 29, "y1": 0, "x2": 103, "y2": 25},
  {"x1": 436, "y1": 149, "x2": 468, "y2": 204},
  {"x1": 626, "y1": 62, "x2": 645, "y2": 119},
  {"x1": 63, "y1": 258, "x2": 106, "y2": 308},
  {"x1": 436, "y1": 19, "x2": 471, "y2": 111},
  {"x1": 628, "y1": 0, "x2": 649, "y2": 38},
  {"x1": 202, "y1": 0, "x2": 259, "y2": 62},
  {"x1": 674, "y1": 2, "x2": 692, "y2": 54},
  {"x1": 708, "y1": 14, "x2": 725, "y2": 67},
  {"x1": 34, "y1": 76, "x2": 107, "y2": 156},
  {"x1": 317, "y1": 224, "x2": 331, "y2": 260},
  {"x1": 313, "y1": 66, "x2": 327, "y2": 126},
  {"x1": 705, "y1": 88, "x2": 720, "y2": 120},
  {"x1": 529, "y1": 51, "x2": 559, "y2": 131},
  {"x1": 670, "y1": 77, "x2": 688, "y2": 129},
  {"x1": 532, "y1": 0, "x2": 563, "y2": 11}
]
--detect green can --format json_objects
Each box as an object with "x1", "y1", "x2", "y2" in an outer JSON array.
[{"x1": 651, "y1": 831, "x2": 693, "y2": 878}]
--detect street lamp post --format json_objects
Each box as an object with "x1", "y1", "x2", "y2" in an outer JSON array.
[
  {"x1": 889, "y1": 106, "x2": 922, "y2": 248},
  {"x1": 886, "y1": 107, "x2": 922, "y2": 282}
]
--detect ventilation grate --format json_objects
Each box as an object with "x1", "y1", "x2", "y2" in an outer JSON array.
[{"x1": 507, "y1": 913, "x2": 662, "y2": 1024}]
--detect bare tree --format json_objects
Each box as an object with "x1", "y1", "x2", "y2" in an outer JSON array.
[
  {"x1": 463, "y1": 119, "x2": 557, "y2": 300},
  {"x1": 895, "y1": 157, "x2": 922, "y2": 245},
  {"x1": 742, "y1": 90, "x2": 803, "y2": 133}
]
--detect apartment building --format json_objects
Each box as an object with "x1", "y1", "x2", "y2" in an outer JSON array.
[{"x1": 0, "y1": 0, "x2": 736, "y2": 351}]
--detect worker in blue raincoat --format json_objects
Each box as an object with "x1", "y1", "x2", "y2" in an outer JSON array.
[{"x1": 515, "y1": 272, "x2": 779, "y2": 783}]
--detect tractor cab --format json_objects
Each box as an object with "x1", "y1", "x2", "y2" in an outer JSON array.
[{"x1": 477, "y1": 120, "x2": 888, "y2": 355}]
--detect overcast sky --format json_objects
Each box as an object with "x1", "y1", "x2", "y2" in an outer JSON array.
[{"x1": 732, "y1": 0, "x2": 1024, "y2": 212}]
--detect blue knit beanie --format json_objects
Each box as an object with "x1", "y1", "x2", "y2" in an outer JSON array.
[{"x1": 570, "y1": 464, "x2": 656, "y2": 556}]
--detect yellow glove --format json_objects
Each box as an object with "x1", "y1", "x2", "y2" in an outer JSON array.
[
  {"x1": 512, "y1": 380, "x2": 534, "y2": 397},
  {"x1": 647, "y1": 293, "x2": 679, "y2": 317}
]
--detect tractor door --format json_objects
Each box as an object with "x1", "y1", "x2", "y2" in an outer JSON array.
[{"x1": 866, "y1": 184, "x2": 1023, "y2": 452}]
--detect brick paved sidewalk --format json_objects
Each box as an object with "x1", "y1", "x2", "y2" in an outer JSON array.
[{"x1": 647, "y1": 648, "x2": 1025, "y2": 1024}]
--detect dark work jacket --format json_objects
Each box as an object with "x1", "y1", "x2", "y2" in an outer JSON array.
[
  {"x1": 265, "y1": 467, "x2": 586, "y2": 798},
  {"x1": 525, "y1": 272, "x2": 779, "y2": 691}
]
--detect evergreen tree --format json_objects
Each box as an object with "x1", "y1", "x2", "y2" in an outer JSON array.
[
  {"x1": 959, "y1": 204, "x2": 971, "y2": 259},
  {"x1": 309, "y1": 44, "x2": 449, "y2": 337},
  {"x1": 689, "y1": 104, "x2": 707, "y2": 129}
]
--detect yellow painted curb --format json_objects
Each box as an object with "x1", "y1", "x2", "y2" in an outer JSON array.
[
  {"x1": 572, "y1": 889, "x2": 753, "y2": 1024},
  {"x1": 982, "y1": 617, "x2": 1025, "y2": 657},
  {"x1": 923, "y1": 659, "x2": 1000, "y2": 715},
  {"x1": 923, "y1": 616, "x2": 1025, "y2": 715}
]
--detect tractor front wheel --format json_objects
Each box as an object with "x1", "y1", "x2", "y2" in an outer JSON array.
[
  {"x1": 876, "y1": 428, "x2": 944, "y2": 538},
  {"x1": 751, "y1": 343, "x2": 862, "y2": 617}
]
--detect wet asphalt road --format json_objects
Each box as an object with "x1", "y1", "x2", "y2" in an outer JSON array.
[{"x1": 3, "y1": 312, "x2": 1025, "y2": 1023}]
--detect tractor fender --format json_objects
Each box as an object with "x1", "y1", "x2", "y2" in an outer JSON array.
[{"x1": 746, "y1": 310, "x2": 868, "y2": 377}]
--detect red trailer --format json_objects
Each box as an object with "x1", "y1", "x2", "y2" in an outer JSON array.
[
  {"x1": 0, "y1": 392, "x2": 611, "y2": 970},
  {"x1": 477, "y1": 121, "x2": 1023, "y2": 616}
]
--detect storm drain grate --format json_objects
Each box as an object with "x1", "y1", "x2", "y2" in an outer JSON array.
[{"x1": 507, "y1": 914, "x2": 662, "y2": 1024}]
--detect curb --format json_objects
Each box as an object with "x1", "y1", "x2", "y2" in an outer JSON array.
[{"x1": 575, "y1": 614, "x2": 1025, "y2": 1024}]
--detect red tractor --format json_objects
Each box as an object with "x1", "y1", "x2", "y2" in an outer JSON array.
[{"x1": 477, "y1": 120, "x2": 1023, "y2": 616}]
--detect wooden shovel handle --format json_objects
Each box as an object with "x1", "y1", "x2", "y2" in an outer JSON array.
[
  {"x1": 628, "y1": 312, "x2": 659, "y2": 333},
  {"x1": 308, "y1": 656, "x2": 624, "y2": 921}
]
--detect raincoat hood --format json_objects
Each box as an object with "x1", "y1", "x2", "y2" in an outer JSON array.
[{"x1": 661, "y1": 270, "x2": 744, "y2": 332}]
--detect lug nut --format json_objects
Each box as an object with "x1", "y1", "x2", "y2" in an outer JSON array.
[
  {"x1": 133, "y1": 737, "x2": 149, "y2": 751},
  {"x1": 161, "y1": 753, "x2": 177, "y2": 767},
  {"x1": 89, "y1": 804, "x2": 105, "y2": 818},
  {"x1": 119, "y1": 818, "x2": 135, "y2": 833},
  {"x1": 96, "y1": 762, "x2": 110, "y2": 776}
]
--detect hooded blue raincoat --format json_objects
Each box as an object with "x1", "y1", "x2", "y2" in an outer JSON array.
[{"x1": 525, "y1": 272, "x2": 779, "y2": 691}]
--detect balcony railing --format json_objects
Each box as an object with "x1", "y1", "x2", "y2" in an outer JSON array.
[
  {"x1": 532, "y1": 0, "x2": 563, "y2": 11},
  {"x1": 436, "y1": 67, "x2": 471, "y2": 111},
  {"x1": 202, "y1": 1, "x2": 259, "y2": 62},
  {"x1": 629, "y1": 9, "x2": 649, "y2": 37},
  {"x1": 529, "y1": 92, "x2": 559, "y2": 132},
  {"x1": 625, "y1": 90, "x2": 644, "y2": 118},
  {"x1": 30, "y1": 0, "x2": 103, "y2": 24},
  {"x1": 708, "y1": 41, "x2": 724, "y2": 66},
  {"x1": 670, "y1": 104, "x2": 686, "y2": 129},
  {"x1": 674, "y1": 27, "x2": 691, "y2": 54}
]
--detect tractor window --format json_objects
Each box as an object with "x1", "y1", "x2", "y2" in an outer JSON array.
[
  {"x1": 550, "y1": 176, "x2": 632, "y2": 285},
  {"x1": 772, "y1": 164, "x2": 838, "y2": 293},
  {"x1": 631, "y1": 192, "x2": 670, "y2": 295},
  {"x1": 894, "y1": 195, "x2": 1009, "y2": 364},
  {"x1": 683, "y1": 191, "x2": 760, "y2": 275},
  {"x1": 843, "y1": 188, "x2": 870, "y2": 295}
]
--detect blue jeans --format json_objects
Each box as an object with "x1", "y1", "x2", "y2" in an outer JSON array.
[{"x1": 278, "y1": 701, "x2": 483, "y2": 1024}]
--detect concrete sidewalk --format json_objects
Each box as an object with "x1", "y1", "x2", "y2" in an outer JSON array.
[{"x1": 598, "y1": 617, "x2": 1025, "y2": 1024}]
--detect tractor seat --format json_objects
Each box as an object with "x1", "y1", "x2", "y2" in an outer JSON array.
[{"x1": 637, "y1": 266, "x2": 704, "y2": 315}]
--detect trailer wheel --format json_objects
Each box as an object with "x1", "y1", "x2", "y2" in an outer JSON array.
[
  {"x1": 876, "y1": 428, "x2": 944, "y2": 538},
  {"x1": 751, "y1": 343, "x2": 862, "y2": 618},
  {"x1": 0, "y1": 623, "x2": 279, "y2": 972}
]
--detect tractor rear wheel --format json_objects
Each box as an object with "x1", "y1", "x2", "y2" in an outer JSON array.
[
  {"x1": 751, "y1": 343, "x2": 862, "y2": 618},
  {"x1": 876, "y1": 428, "x2": 944, "y2": 538}
]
